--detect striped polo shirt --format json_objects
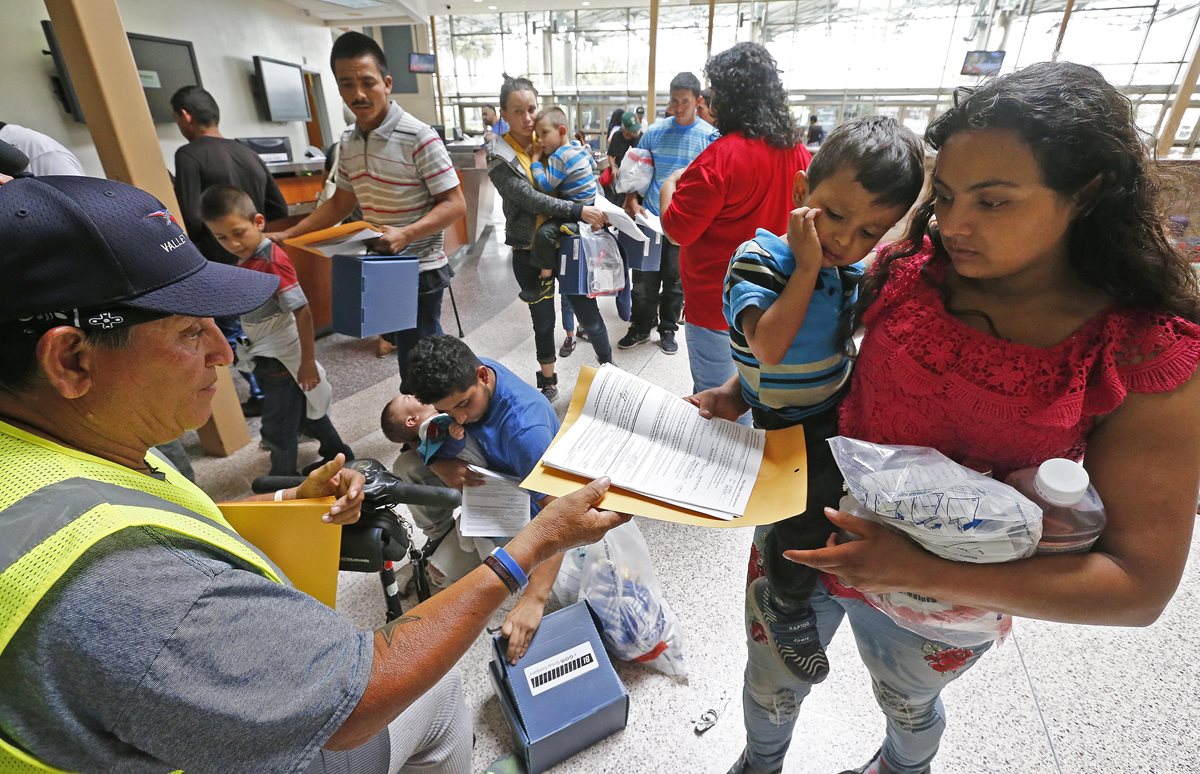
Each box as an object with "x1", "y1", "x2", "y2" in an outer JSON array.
[
  {"x1": 531, "y1": 141, "x2": 598, "y2": 204},
  {"x1": 336, "y1": 102, "x2": 459, "y2": 271},
  {"x1": 723, "y1": 229, "x2": 863, "y2": 425},
  {"x1": 640, "y1": 115, "x2": 715, "y2": 215}
]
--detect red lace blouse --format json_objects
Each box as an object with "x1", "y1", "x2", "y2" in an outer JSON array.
[{"x1": 838, "y1": 246, "x2": 1200, "y2": 479}]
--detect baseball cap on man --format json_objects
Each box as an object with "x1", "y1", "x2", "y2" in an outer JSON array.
[
  {"x1": 0, "y1": 176, "x2": 278, "y2": 328},
  {"x1": 620, "y1": 111, "x2": 642, "y2": 133}
]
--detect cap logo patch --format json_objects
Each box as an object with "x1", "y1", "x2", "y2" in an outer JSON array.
[{"x1": 143, "y1": 209, "x2": 180, "y2": 227}]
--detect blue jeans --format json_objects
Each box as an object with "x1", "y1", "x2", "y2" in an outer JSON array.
[
  {"x1": 741, "y1": 527, "x2": 993, "y2": 774},
  {"x1": 395, "y1": 287, "x2": 445, "y2": 389},
  {"x1": 685, "y1": 325, "x2": 750, "y2": 425},
  {"x1": 255, "y1": 357, "x2": 350, "y2": 477},
  {"x1": 562, "y1": 287, "x2": 632, "y2": 333},
  {"x1": 513, "y1": 249, "x2": 613, "y2": 365}
]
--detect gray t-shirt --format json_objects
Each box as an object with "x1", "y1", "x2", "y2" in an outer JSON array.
[{"x1": 0, "y1": 526, "x2": 372, "y2": 773}]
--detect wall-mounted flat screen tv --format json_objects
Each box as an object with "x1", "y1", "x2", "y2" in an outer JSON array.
[
  {"x1": 409, "y1": 52, "x2": 437, "y2": 74},
  {"x1": 961, "y1": 50, "x2": 1005, "y2": 76},
  {"x1": 254, "y1": 56, "x2": 311, "y2": 122}
]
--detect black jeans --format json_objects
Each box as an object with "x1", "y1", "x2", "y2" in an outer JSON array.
[
  {"x1": 531, "y1": 218, "x2": 569, "y2": 273},
  {"x1": 757, "y1": 403, "x2": 844, "y2": 614},
  {"x1": 512, "y1": 248, "x2": 612, "y2": 365},
  {"x1": 255, "y1": 357, "x2": 349, "y2": 477},
  {"x1": 394, "y1": 266, "x2": 452, "y2": 389},
  {"x1": 629, "y1": 240, "x2": 682, "y2": 336}
]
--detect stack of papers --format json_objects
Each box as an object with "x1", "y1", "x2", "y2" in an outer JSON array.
[
  {"x1": 301, "y1": 227, "x2": 384, "y2": 257},
  {"x1": 540, "y1": 365, "x2": 765, "y2": 520},
  {"x1": 460, "y1": 466, "x2": 531, "y2": 537}
]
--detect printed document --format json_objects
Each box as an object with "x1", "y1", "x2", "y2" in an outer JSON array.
[
  {"x1": 541, "y1": 364, "x2": 765, "y2": 519},
  {"x1": 460, "y1": 466, "x2": 531, "y2": 537},
  {"x1": 594, "y1": 195, "x2": 647, "y2": 243}
]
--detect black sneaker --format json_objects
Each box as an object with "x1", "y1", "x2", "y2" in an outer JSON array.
[
  {"x1": 241, "y1": 395, "x2": 264, "y2": 417},
  {"x1": 558, "y1": 335, "x2": 577, "y2": 358},
  {"x1": 747, "y1": 577, "x2": 830, "y2": 683},
  {"x1": 659, "y1": 332, "x2": 679, "y2": 355},
  {"x1": 618, "y1": 329, "x2": 650, "y2": 349},
  {"x1": 838, "y1": 747, "x2": 924, "y2": 774},
  {"x1": 519, "y1": 277, "x2": 555, "y2": 304},
  {"x1": 727, "y1": 749, "x2": 782, "y2": 774},
  {"x1": 536, "y1": 372, "x2": 559, "y2": 402}
]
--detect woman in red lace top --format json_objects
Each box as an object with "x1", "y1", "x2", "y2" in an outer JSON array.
[{"x1": 699, "y1": 62, "x2": 1200, "y2": 774}]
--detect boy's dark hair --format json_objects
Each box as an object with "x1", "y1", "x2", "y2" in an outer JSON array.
[
  {"x1": 331, "y1": 31, "x2": 389, "y2": 77},
  {"x1": 699, "y1": 88, "x2": 713, "y2": 105},
  {"x1": 500, "y1": 73, "x2": 538, "y2": 111},
  {"x1": 199, "y1": 184, "x2": 258, "y2": 223},
  {"x1": 669, "y1": 72, "x2": 702, "y2": 97},
  {"x1": 535, "y1": 105, "x2": 568, "y2": 130},
  {"x1": 407, "y1": 335, "x2": 483, "y2": 404},
  {"x1": 170, "y1": 85, "x2": 220, "y2": 126},
  {"x1": 806, "y1": 116, "x2": 925, "y2": 210}
]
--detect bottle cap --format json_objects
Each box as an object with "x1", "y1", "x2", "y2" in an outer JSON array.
[{"x1": 1034, "y1": 458, "x2": 1090, "y2": 506}]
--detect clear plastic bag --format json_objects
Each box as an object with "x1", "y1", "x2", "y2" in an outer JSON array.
[
  {"x1": 577, "y1": 224, "x2": 625, "y2": 298},
  {"x1": 829, "y1": 437, "x2": 1045, "y2": 646},
  {"x1": 616, "y1": 147, "x2": 654, "y2": 195},
  {"x1": 557, "y1": 520, "x2": 687, "y2": 677}
]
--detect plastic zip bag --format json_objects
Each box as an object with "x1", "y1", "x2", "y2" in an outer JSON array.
[
  {"x1": 577, "y1": 224, "x2": 625, "y2": 298},
  {"x1": 616, "y1": 147, "x2": 654, "y2": 195},
  {"x1": 829, "y1": 436, "x2": 1044, "y2": 646},
  {"x1": 554, "y1": 520, "x2": 687, "y2": 677}
]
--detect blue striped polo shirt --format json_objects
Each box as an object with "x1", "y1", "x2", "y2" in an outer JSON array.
[
  {"x1": 532, "y1": 141, "x2": 598, "y2": 204},
  {"x1": 640, "y1": 116, "x2": 715, "y2": 214},
  {"x1": 723, "y1": 229, "x2": 863, "y2": 425}
]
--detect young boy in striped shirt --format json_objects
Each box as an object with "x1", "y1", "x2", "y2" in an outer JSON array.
[
  {"x1": 723, "y1": 117, "x2": 925, "y2": 684},
  {"x1": 522, "y1": 106, "x2": 599, "y2": 304}
]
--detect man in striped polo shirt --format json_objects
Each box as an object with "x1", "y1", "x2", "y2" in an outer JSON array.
[
  {"x1": 271, "y1": 32, "x2": 465, "y2": 386},
  {"x1": 620, "y1": 72, "x2": 714, "y2": 355}
]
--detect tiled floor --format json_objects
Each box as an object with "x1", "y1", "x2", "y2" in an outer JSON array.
[{"x1": 187, "y1": 211, "x2": 1200, "y2": 773}]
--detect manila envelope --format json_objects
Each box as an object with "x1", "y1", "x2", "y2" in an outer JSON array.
[
  {"x1": 521, "y1": 367, "x2": 807, "y2": 528},
  {"x1": 218, "y1": 498, "x2": 341, "y2": 608},
  {"x1": 282, "y1": 220, "x2": 380, "y2": 252}
]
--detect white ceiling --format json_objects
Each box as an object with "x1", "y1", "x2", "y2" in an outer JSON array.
[{"x1": 279, "y1": 0, "x2": 704, "y2": 27}]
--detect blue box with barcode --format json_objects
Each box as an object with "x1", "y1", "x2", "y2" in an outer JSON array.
[
  {"x1": 489, "y1": 601, "x2": 629, "y2": 773},
  {"x1": 615, "y1": 222, "x2": 663, "y2": 272},
  {"x1": 330, "y1": 253, "x2": 419, "y2": 338}
]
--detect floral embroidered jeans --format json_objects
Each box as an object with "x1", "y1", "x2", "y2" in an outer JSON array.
[{"x1": 740, "y1": 527, "x2": 993, "y2": 774}]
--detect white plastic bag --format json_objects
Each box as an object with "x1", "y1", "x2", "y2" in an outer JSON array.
[
  {"x1": 829, "y1": 436, "x2": 1044, "y2": 646},
  {"x1": 577, "y1": 224, "x2": 625, "y2": 298},
  {"x1": 558, "y1": 521, "x2": 687, "y2": 677},
  {"x1": 616, "y1": 147, "x2": 654, "y2": 195}
]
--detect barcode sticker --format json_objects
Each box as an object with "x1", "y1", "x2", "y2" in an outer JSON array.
[{"x1": 524, "y1": 642, "x2": 598, "y2": 696}]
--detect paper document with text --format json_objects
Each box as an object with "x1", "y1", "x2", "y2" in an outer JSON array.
[
  {"x1": 541, "y1": 364, "x2": 765, "y2": 519},
  {"x1": 460, "y1": 466, "x2": 531, "y2": 537}
]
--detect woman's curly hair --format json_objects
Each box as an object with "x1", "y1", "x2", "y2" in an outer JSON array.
[
  {"x1": 857, "y1": 61, "x2": 1200, "y2": 325},
  {"x1": 704, "y1": 43, "x2": 801, "y2": 148}
]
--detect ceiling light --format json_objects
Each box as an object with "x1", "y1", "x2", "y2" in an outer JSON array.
[{"x1": 318, "y1": 0, "x2": 385, "y2": 9}]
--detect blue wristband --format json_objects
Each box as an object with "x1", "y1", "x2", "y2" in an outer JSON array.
[{"x1": 489, "y1": 546, "x2": 529, "y2": 591}]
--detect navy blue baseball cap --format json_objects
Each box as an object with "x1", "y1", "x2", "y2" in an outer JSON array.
[{"x1": 0, "y1": 176, "x2": 278, "y2": 326}]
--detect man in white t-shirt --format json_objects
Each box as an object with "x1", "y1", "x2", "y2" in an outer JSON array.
[{"x1": 0, "y1": 122, "x2": 84, "y2": 176}]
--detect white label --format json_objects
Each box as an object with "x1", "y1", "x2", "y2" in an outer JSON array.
[
  {"x1": 524, "y1": 641, "x2": 597, "y2": 696},
  {"x1": 138, "y1": 70, "x2": 161, "y2": 89}
]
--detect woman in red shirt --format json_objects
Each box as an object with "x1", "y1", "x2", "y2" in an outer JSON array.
[
  {"x1": 660, "y1": 43, "x2": 811, "y2": 394},
  {"x1": 696, "y1": 62, "x2": 1200, "y2": 774}
]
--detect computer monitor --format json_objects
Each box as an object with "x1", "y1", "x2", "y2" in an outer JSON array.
[
  {"x1": 409, "y1": 53, "x2": 437, "y2": 74},
  {"x1": 254, "y1": 56, "x2": 311, "y2": 122},
  {"x1": 127, "y1": 33, "x2": 203, "y2": 123},
  {"x1": 961, "y1": 50, "x2": 1005, "y2": 77}
]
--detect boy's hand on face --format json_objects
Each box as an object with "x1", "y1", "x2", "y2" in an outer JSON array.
[
  {"x1": 787, "y1": 206, "x2": 824, "y2": 272},
  {"x1": 448, "y1": 422, "x2": 466, "y2": 441},
  {"x1": 296, "y1": 360, "x2": 320, "y2": 391}
]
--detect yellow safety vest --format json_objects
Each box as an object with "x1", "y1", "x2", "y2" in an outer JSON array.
[{"x1": 0, "y1": 421, "x2": 284, "y2": 773}]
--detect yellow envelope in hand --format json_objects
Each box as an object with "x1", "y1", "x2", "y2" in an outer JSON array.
[{"x1": 521, "y1": 367, "x2": 807, "y2": 528}]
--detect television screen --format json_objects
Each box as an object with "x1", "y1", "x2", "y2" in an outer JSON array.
[
  {"x1": 409, "y1": 53, "x2": 437, "y2": 74},
  {"x1": 41, "y1": 20, "x2": 86, "y2": 122},
  {"x1": 961, "y1": 50, "x2": 1005, "y2": 77},
  {"x1": 127, "y1": 33, "x2": 203, "y2": 123},
  {"x1": 254, "y1": 56, "x2": 311, "y2": 122}
]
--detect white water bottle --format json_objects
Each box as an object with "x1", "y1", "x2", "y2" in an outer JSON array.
[{"x1": 1004, "y1": 459, "x2": 1106, "y2": 554}]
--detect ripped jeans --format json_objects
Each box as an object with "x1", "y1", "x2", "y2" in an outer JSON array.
[{"x1": 740, "y1": 527, "x2": 993, "y2": 774}]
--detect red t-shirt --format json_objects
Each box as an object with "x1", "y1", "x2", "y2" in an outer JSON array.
[{"x1": 661, "y1": 132, "x2": 811, "y2": 331}]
